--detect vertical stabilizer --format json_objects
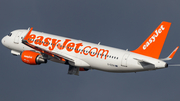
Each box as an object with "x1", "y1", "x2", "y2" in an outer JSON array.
[{"x1": 131, "y1": 21, "x2": 171, "y2": 59}]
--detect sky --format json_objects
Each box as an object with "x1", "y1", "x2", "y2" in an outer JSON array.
[{"x1": 1, "y1": 0, "x2": 180, "y2": 101}]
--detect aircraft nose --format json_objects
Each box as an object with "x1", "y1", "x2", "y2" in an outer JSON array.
[
  {"x1": 1, "y1": 36, "x2": 5, "y2": 46},
  {"x1": 1, "y1": 36, "x2": 8, "y2": 48}
]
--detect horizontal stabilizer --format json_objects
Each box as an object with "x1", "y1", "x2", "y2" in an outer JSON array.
[
  {"x1": 133, "y1": 58, "x2": 154, "y2": 65},
  {"x1": 133, "y1": 58, "x2": 155, "y2": 69}
]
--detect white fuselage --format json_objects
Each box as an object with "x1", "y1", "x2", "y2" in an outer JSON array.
[{"x1": 1, "y1": 29, "x2": 167, "y2": 73}]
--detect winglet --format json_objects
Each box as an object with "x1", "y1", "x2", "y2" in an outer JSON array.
[
  {"x1": 168, "y1": 46, "x2": 179, "y2": 59},
  {"x1": 131, "y1": 21, "x2": 171, "y2": 59},
  {"x1": 24, "y1": 27, "x2": 33, "y2": 40},
  {"x1": 160, "y1": 46, "x2": 179, "y2": 61}
]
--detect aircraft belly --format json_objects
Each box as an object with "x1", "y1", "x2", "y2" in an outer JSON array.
[{"x1": 83, "y1": 56, "x2": 140, "y2": 72}]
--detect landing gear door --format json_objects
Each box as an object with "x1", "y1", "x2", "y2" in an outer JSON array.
[
  {"x1": 14, "y1": 32, "x2": 22, "y2": 44},
  {"x1": 121, "y1": 54, "x2": 129, "y2": 67}
]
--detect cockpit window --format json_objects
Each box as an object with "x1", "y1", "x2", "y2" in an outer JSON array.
[{"x1": 8, "y1": 33, "x2": 12, "y2": 36}]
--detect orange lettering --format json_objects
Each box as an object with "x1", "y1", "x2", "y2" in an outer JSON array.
[
  {"x1": 57, "y1": 39, "x2": 71, "y2": 50},
  {"x1": 27, "y1": 34, "x2": 36, "y2": 43},
  {"x1": 43, "y1": 37, "x2": 51, "y2": 47},
  {"x1": 25, "y1": 33, "x2": 110, "y2": 60},
  {"x1": 66, "y1": 42, "x2": 75, "y2": 52},
  {"x1": 89, "y1": 47, "x2": 98, "y2": 57},
  {"x1": 83, "y1": 46, "x2": 91, "y2": 55},
  {"x1": 74, "y1": 43, "x2": 83, "y2": 53},
  {"x1": 96, "y1": 49, "x2": 109, "y2": 59},
  {"x1": 49, "y1": 39, "x2": 61, "y2": 51},
  {"x1": 34, "y1": 36, "x2": 44, "y2": 45}
]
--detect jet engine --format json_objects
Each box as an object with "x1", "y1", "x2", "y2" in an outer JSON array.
[
  {"x1": 79, "y1": 67, "x2": 89, "y2": 71},
  {"x1": 21, "y1": 50, "x2": 47, "y2": 65}
]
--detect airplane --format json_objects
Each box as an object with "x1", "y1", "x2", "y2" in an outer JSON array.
[{"x1": 1, "y1": 21, "x2": 179, "y2": 75}]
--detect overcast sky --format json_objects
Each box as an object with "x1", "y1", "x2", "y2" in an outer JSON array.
[{"x1": 1, "y1": 0, "x2": 180, "y2": 101}]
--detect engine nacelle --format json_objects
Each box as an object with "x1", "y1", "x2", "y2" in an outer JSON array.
[
  {"x1": 21, "y1": 50, "x2": 47, "y2": 65},
  {"x1": 79, "y1": 67, "x2": 89, "y2": 71}
]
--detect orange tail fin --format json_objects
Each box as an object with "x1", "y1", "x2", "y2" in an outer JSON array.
[{"x1": 131, "y1": 21, "x2": 171, "y2": 59}]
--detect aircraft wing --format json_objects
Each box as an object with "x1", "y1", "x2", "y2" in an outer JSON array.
[
  {"x1": 22, "y1": 28, "x2": 90, "y2": 68},
  {"x1": 22, "y1": 39, "x2": 74, "y2": 62}
]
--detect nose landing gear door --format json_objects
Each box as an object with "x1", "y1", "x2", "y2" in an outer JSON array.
[
  {"x1": 14, "y1": 32, "x2": 22, "y2": 44},
  {"x1": 121, "y1": 54, "x2": 130, "y2": 67}
]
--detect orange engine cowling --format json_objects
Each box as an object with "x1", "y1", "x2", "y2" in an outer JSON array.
[
  {"x1": 21, "y1": 50, "x2": 47, "y2": 65},
  {"x1": 79, "y1": 67, "x2": 89, "y2": 71}
]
